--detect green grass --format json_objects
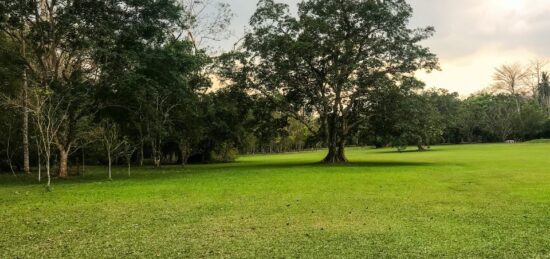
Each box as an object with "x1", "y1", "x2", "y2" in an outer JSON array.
[
  {"x1": 525, "y1": 139, "x2": 550, "y2": 144},
  {"x1": 1, "y1": 144, "x2": 550, "y2": 258}
]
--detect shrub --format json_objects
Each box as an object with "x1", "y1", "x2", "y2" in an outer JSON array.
[{"x1": 209, "y1": 143, "x2": 239, "y2": 162}]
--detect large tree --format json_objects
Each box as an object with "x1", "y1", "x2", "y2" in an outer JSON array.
[
  {"x1": 1, "y1": 0, "x2": 182, "y2": 177},
  {"x1": 220, "y1": 0, "x2": 438, "y2": 163}
]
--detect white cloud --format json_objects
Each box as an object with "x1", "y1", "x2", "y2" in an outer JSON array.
[
  {"x1": 215, "y1": 0, "x2": 550, "y2": 95},
  {"x1": 417, "y1": 45, "x2": 539, "y2": 96},
  {"x1": 409, "y1": 0, "x2": 550, "y2": 94}
]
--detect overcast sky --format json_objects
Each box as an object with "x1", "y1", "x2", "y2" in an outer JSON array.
[{"x1": 211, "y1": 0, "x2": 550, "y2": 96}]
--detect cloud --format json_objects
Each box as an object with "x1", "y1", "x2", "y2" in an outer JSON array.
[
  {"x1": 409, "y1": 0, "x2": 550, "y2": 94},
  {"x1": 214, "y1": 0, "x2": 550, "y2": 95}
]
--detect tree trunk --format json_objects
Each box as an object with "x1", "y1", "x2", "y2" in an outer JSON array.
[
  {"x1": 108, "y1": 151, "x2": 112, "y2": 180},
  {"x1": 37, "y1": 152, "x2": 41, "y2": 182},
  {"x1": 323, "y1": 142, "x2": 348, "y2": 163},
  {"x1": 22, "y1": 42, "x2": 30, "y2": 174},
  {"x1": 152, "y1": 139, "x2": 161, "y2": 167},
  {"x1": 139, "y1": 141, "x2": 144, "y2": 166},
  {"x1": 417, "y1": 145, "x2": 428, "y2": 151},
  {"x1": 58, "y1": 148, "x2": 69, "y2": 178},
  {"x1": 323, "y1": 132, "x2": 347, "y2": 163},
  {"x1": 337, "y1": 139, "x2": 348, "y2": 162},
  {"x1": 22, "y1": 77, "x2": 30, "y2": 174},
  {"x1": 81, "y1": 148, "x2": 85, "y2": 174},
  {"x1": 180, "y1": 144, "x2": 190, "y2": 166},
  {"x1": 322, "y1": 113, "x2": 348, "y2": 163},
  {"x1": 46, "y1": 154, "x2": 51, "y2": 189}
]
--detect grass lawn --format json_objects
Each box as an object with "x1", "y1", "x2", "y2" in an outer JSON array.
[{"x1": 1, "y1": 143, "x2": 550, "y2": 258}]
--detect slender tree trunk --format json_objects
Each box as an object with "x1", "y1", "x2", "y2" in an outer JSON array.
[
  {"x1": 21, "y1": 41, "x2": 30, "y2": 174},
  {"x1": 45, "y1": 153, "x2": 51, "y2": 190},
  {"x1": 81, "y1": 147, "x2": 85, "y2": 174},
  {"x1": 108, "y1": 150, "x2": 112, "y2": 180},
  {"x1": 35, "y1": 138, "x2": 41, "y2": 182},
  {"x1": 7, "y1": 129, "x2": 16, "y2": 177},
  {"x1": 152, "y1": 139, "x2": 161, "y2": 167},
  {"x1": 38, "y1": 152, "x2": 41, "y2": 182},
  {"x1": 127, "y1": 160, "x2": 131, "y2": 177},
  {"x1": 179, "y1": 142, "x2": 190, "y2": 166},
  {"x1": 139, "y1": 140, "x2": 144, "y2": 166},
  {"x1": 58, "y1": 148, "x2": 69, "y2": 178},
  {"x1": 22, "y1": 74, "x2": 30, "y2": 174}
]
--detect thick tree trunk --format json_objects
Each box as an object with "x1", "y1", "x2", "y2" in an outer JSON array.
[
  {"x1": 337, "y1": 139, "x2": 348, "y2": 161},
  {"x1": 58, "y1": 149, "x2": 69, "y2": 178},
  {"x1": 323, "y1": 142, "x2": 348, "y2": 163},
  {"x1": 322, "y1": 112, "x2": 348, "y2": 163},
  {"x1": 323, "y1": 127, "x2": 348, "y2": 163}
]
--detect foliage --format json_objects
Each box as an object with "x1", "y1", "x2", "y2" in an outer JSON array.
[
  {"x1": 221, "y1": 0, "x2": 438, "y2": 163},
  {"x1": 209, "y1": 142, "x2": 239, "y2": 162}
]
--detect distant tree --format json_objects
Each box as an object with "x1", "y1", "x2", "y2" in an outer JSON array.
[
  {"x1": 525, "y1": 59, "x2": 548, "y2": 99},
  {"x1": 538, "y1": 72, "x2": 550, "y2": 115},
  {"x1": 492, "y1": 63, "x2": 529, "y2": 113},
  {"x1": 0, "y1": 33, "x2": 27, "y2": 174},
  {"x1": 96, "y1": 121, "x2": 126, "y2": 181},
  {"x1": 517, "y1": 100, "x2": 547, "y2": 139},
  {"x1": 0, "y1": 110, "x2": 20, "y2": 175},
  {"x1": 28, "y1": 88, "x2": 67, "y2": 190},
  {"x1": 120, "y1": 138, "x2": 137, "y2": 177},
  {"x1": 393, "y1": 92, "x2": 444, "y2": 151},
  {"x1": 177, "y1": 0, "x2": 234, "y2": 50},
  {"x1": 200, "y1": 88, "x2": 253, "y2": 162},
  {"x1": 482, "y1": 95, "x2": 518, "y2": 141},
  {"x1": 459, "y1": 96, "x2": 488, "y2": 143},
  {"x1": 221, "y1": 0, "x2": 438, "y2": 163},
  {"x1": 423, "y1": 89, "x2": 461, "y2": 144}
]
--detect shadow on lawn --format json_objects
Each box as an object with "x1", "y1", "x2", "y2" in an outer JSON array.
[
  {"x1": 0, "y1": 160, "x2": 436, "y2": 187},
  {"x1": 376, "y1": 148, "x2": 446, "y2": 154},
  {"x1": 228, "y1": 160, "x2": 435, "y2": 169}
]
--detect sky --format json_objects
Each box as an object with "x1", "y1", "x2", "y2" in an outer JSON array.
[{"x1": 210, "y1": 0, "x2": 550, "y2": 96}]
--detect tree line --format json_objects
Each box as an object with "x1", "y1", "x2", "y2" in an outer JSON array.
[{"x1": 1, "y1": 0, "x2": 550, "y2": 187}]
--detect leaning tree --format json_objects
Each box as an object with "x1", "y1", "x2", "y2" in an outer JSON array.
[{"x1": 219, "y1": 0, "x2": 438, "y2": 163}]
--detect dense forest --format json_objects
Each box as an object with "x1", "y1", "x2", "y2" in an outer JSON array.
[{"x1": 2, "y1": 0, "x2": 550, "y2": 184}]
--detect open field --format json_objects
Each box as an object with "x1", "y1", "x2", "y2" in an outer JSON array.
[{"x1": 1, "y1": 144, "x2": 550, "y2": 258}]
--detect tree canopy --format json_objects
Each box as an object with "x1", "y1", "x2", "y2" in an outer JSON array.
[{"x1": 219, "y1": 0, "x2": 438, "y2": 162}]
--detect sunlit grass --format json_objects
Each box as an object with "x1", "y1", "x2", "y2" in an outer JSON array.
[{"x1": 1, "y1": 144, "x2": 550, "y2": 257}]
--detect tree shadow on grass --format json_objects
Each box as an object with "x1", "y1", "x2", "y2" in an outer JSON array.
[
  {"x1": 224, "y1": 160, "x2": 436, "y2": 170},
  {"x1": 376, "y1": 149, "x2": 446, "y2": 154},
  {"x1": 0, "y1": 160, "x2": 436, "y2": 188}
]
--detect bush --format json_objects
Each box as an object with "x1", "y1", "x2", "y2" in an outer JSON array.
[{"x1": 209, "y1": 143, "x2": 239, "y2": 162}]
